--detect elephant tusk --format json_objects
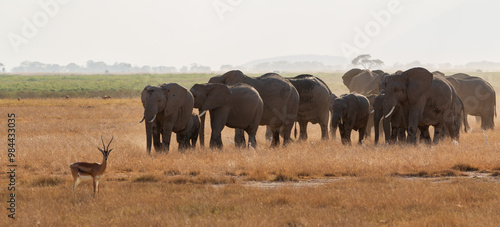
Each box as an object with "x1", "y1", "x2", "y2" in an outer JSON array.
[
  {"x1": 198, "y1": 110, "x2": 207, "y2": 117},
  {"x1": 148, "y1": 115, "x2": 156, "y2": 123},
  {"x1": 340, "y1": 117, "x2": 343, "y2": 125},
  {"x1": 384, "y1": 106, "x2": 395, "y2": 119},
  {"x1": 139, "y1": 116, "x2": 145, "y2": 123},
  {"x1": 370, "y1": 110, "x2": 375, "y2": 114}
]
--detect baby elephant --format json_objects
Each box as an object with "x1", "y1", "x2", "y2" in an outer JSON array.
[
  {"x1": 190, "y1": 83, "x2": 263, "y2": 149},
  {"x1": 331, "y1": 93, "x2": 370, "y2": 145},
  {"x1": 176, "y1": 114, "x2": 200, "y2": 151}
]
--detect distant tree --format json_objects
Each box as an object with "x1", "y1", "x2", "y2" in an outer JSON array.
[
  {"x1": 65, "y1": 63, "x2": 81, "y2": 72},
  {"x1": 86, "y1": 60, "x2": 108, "y2": 73},
  {"x1": 0, "y1": 63, "x2": 4, "y2": 73},
  {"x1": 189, "y1": 64, "x2": 211, "y2": 73},
  {"x1": 351, "y1": 54, "x2": 384, "y2": 69}
]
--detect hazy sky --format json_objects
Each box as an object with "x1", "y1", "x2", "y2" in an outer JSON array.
[{"x1": 1, "y1": 0, "x2": 499, "y2": 70}]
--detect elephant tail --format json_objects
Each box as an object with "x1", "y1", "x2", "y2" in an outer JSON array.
[{"x1": 294, "y1": 122, "x2": 297, "y2": 139}]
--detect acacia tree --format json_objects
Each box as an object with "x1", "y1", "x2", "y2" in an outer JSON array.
[{"x1": 352, "y1": 54, "x2": 384, "y2": 69}]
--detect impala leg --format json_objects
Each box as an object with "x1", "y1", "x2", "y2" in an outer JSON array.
[
  {"x1": 93, "y1": 178, "x2": 97, "y2": 198},
  {"x1": 73, "y1": 177, "x2": 80, "y2": 198}
]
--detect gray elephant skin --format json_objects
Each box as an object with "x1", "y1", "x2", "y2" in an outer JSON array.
[
  {"x1": 208, "y1": 70, "x2": 299, "y2": 147},
  {"x1": 176, "y1": 114, "x2": 200, "y2": 150},
  {"x1": 342, "y1": 68, "x2": 386, "y2": 95},
  {"x1": 331, "y1": 93, "x2": 370, "y2": 145},
  {"x1": 381, "y1": 67, "x2": 459, "y2": 144},
  {"x1": 446, "y1": 74, "x2": 496, "y2": 130},
  {"x1": 141, "y1": 83, "x2": 195, "y2": 153},
  {"x1": 372, "y1": 94, "x2": 406, "y2": 144},
  {"x1": 190, "y1": 83, "x2": 263, "y2": 149},
  {"x1": 286, "y1": 74, "x2": 332, "y2": 140}
]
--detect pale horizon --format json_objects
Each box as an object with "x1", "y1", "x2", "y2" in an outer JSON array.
[{"x1": 1, "y1": 0, "x2": 499, "y2": 72}]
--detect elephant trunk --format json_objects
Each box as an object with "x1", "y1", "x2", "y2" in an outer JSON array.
[
  {"x1": 145, "y1": 121, "x2": 153, "y2": 154},
  {"x1": 373, "y1": 109, "x2": 382, "y2": 145},
  {"x1": 382, "y1": 104, "x2": 395, "y2": 144},
  {"x1": 143, "y1": 104, "x2": 158, "y2": 124},
  {"x1": 199, "y1": 109, "x2": 206, "y2": 147},
  {"x1": 331, "y1": 114, "x2": 341, "y2": 139}
]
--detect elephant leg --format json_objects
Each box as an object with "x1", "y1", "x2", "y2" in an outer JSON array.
[
  {"x1": 358, "y1": 127, "x2": 367, "y2": 145},
  {"x1": 265, "y1": 126, "x2": 273, "y2": 141},
  {"x1": 481, "y1": 112, "x2": 494, "y2": 130},
  {"x1": 407, "y1": 107, "x2": 424, "y2": 144},
  {"x1": 298, "y1": 121, "x2": 308, "y2": 141},
  {"x1": 340, "y1": 125, "x2": 351, "y2": 145},
  {"x1": 209, "y1": 110, "x2": 228, "y2": 149},
  {"x1": 161, "y1": 123, "x2": 173, "y2": 153},
  {"x1": 234, "y1": 129, "x2": 246, "y2": 148},
  {"x1": 270, "y1": 127, "x2": 280, "y2": 147},
  {"x1": 247, "y1": 129, "x2": 258, "y2": 149},
  {"x1": 397, "y1": 128, "x2": 406, "y2": 143},
  {"x1": 210, "y1": 131, "x2": 222, "y2": 149},
  {"x1": 281, "y1": 123, "x2": 294, "y2": 146},
  {"x1": 246, "y1": 125, "x2": 259, "y2": 148},
  {"x1": 153, "y1": 121, "x2": 162, "y2": 151},
  {"x1": 433, "y1": 124, "x2": 446, "y2": 144},
  {"x1": 418, "y1": 126, "x2": 431, "y2": 144},
  {"x1": 320, "y1": 122, "x2": 329, "y2": 140}
]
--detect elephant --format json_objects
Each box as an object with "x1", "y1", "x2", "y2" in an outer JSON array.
[
  {"x1": 372, "y1": 94, "x2": 406, "y2": 144},
  {"x1": 190, "y1": 83, "x2": 263, "y2": 149},
  {"x1": 329, "y1": 93, "x2": 338, "y2": 139},
  {"x1": 208, "y1": 70, "x2": 299, "y2": 147},
  {"x1": 286, "y1": 74, "x2": 332, "y2": 140},
  {"x1": 381, "y1": 67, "x2": 459, "y2": 144},
  {"x1": 176, "y1": 114, "x2": 200, "y2": 151},
  {"x1": 140, "y1": 83, "x2": 195, "y2": 153},
  {"x1": 331, "y1": 93, "x2": 370, "y2": 145},
  {"x1": 342, "y1": 68, "x2": 387, "y2": 95},
  {"x1": 446, "y1": 74, "x2": 496, "y2": 130}
]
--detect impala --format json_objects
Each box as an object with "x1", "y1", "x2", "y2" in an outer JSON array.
[{"x1": 70, "y1": 136, "x2": 113, "y2": 198}]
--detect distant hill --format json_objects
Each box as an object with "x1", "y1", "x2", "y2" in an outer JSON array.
[{"x1": 239, "y1": 55, "x2": 350, "y2": 72}]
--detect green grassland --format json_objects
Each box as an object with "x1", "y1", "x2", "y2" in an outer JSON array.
[{"x1": 1, "y1": 71, "x2": 498, "y2": 99}]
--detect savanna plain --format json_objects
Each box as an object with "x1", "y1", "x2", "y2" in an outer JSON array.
[{"x1": 1, "y1": 73, "x2": 500, "y2": 226}]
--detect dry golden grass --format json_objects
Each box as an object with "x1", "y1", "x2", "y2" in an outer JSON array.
[{"x1": 2, "y1": 98, "x2": 500, "y2": 226}]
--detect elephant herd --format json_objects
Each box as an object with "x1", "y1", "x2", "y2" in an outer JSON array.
[{"x1": 140, "y1": 67, "x2": 496, "y2": 153}]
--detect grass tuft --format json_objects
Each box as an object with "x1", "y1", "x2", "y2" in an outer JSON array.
[
  {"x1": 451, "y1": 163, "x2": 479, "y2": 172},
  {"x1": 29, "y1": 176, "x2": 64, "y2": 187},
  {"x1": 272, "y1": 172, "x2": 298, "y2": 182},
  {"x1": 133, "y1": 174, "x2": 160, "y2": 183}
]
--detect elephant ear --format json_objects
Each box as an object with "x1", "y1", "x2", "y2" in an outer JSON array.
[
  {"x1": 162, "y1": 83, "x2": 188, "y2": 115},
  {"x1": 201, "y1": 84, "x2": 232, "y2": 111},
  {"x1": 404, "y1": 67, "x2": 433, "y2": 105},
  {"x1": 342, "y1": 68, "x2": 363, "y2": 88}
]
